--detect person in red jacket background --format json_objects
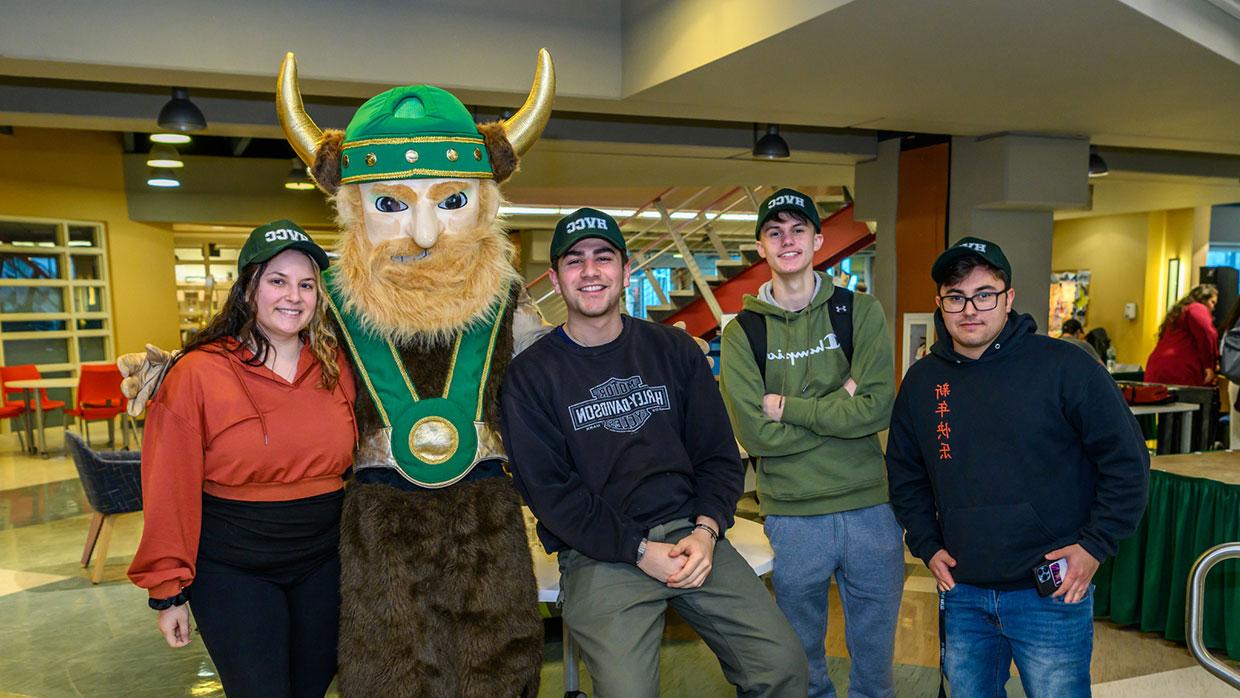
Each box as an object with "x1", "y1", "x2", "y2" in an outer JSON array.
[
  {"x1": 128, "y1": 220, "x2": 356, "y2": 698},
  {"x1": 1145, "y1": 284, "x2": 1219, "y2": 386}
]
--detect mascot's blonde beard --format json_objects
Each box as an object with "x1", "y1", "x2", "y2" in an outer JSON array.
[{"x1": 332, "y1": 182, "x2": 520, "y2": 347}]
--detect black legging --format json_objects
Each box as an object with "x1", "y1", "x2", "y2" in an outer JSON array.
[{"x1": 190, "y1": 491, "x2": 342, "y2": 698}]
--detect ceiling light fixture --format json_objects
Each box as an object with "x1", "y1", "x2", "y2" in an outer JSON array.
[
  {"x1": 151, "y1": 133, "x2": 192, "y2": 145},
  {"x1": 1088, "y1": 147, "x2": 1109, "y2": 178},
  {"x1": 146, "y1": 143, "x2": 184, "y2": 168},
  {"x1": 284, "y1": 159, "x2": 316, "y2": 190},
  {"x1": 753, "y1": 124, "x2": 790, "y2": 160},
  {"x1": 157, "y1": 87, "x2": 207, "y2": 132},
  {"x1": 146, "y1": 168, "x2": 181, "y2": 188}
]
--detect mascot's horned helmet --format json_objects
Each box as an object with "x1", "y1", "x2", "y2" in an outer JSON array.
[{"x1": 276, "y1": 49, "x2": 555, "y2": 194}]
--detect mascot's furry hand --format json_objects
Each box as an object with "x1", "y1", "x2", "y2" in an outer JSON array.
[
  {"x1": 117, "y1": 344, "x2": 178, "y2": 417},
  {"x1": 672, "y1": 321, "x2": 714, "y2": 369}
]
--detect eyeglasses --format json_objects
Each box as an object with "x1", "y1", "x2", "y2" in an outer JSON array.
[{"x1": 938, "y1": 288, "x2": 1009, "y2": 313}]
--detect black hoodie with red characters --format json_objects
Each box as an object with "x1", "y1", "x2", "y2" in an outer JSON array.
[{"x1": 886, "y1": 310, "x2": 1149, "y2": 589}]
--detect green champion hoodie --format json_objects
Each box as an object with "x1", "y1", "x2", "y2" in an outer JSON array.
[{"x1": 719, "y1": 272, "x2": 895, "y2": 517}]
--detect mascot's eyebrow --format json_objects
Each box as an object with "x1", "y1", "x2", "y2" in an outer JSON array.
[
  {"x1": 369, "y1": 182, "x2": 419, "y2": 200},
  {"x1": 426, "y1": 181, "x2": 471, "y2": 199}
]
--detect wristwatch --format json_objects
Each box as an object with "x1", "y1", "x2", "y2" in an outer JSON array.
[{"x1": 636, "y1": 537, "x2": 648, "y2": 563}]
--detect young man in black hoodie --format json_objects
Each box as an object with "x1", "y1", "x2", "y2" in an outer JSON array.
[
  {"x1": 501, "y1": 209, "x2": 806, "y2": 697},
  {"x1": 886, "y1": 237, "x2": 1148, "y2": 697}
]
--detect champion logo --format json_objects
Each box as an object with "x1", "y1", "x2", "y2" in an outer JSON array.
[
  {"x1": 264, "y1": 228, "x2": 310, "y2": 243},
  {"x1": 568, "y1": 376, "x2": 670, "y2": 433},
  {"x1": 766, "y1": 194, "x2": 806, "y2": 210},
  {"x1": 565, "y1": 217, "x2": 611, "y2": 234},
  {"x1": 959, "y1": 242, "x2": 987, "y2": 253}
]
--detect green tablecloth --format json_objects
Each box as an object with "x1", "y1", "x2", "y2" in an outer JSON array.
[{"x1": 1094, "y1": 469, "x2": 1240, "y2": 658}]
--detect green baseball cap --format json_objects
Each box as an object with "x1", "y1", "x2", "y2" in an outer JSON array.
[
  {"x1": 931, "y1": 236, "x2": 1012, "y2": 286},
  {"x1": 755, "y1": 188, "x2": 822, "y2": 238},
  {"x1": 237, "y1": 220, "x2": 329, "y2": 272},
  {"x1": 340, "y1": 85, "x2": 492, "y2": 185},
  {"x1": 550, "y1": 208, "x2": 627, "y2": 264}
]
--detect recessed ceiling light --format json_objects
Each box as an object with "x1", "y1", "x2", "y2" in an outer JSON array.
[
  {"x1": 146, "y1": 143, "x2": 184, "y2": 168},
  {"x1": 147, "y1": 167, "x2": 181, "y2": 188}
]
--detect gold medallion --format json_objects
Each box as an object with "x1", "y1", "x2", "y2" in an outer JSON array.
[{"x1": 409, "y1": 416, "x2": 459, "y2": 465}]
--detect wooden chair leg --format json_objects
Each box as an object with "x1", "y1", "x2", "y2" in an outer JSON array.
[
  {"x1": 90, "y1": 515, "x2": 115, "y2": 584},
  {"x1": 81, "y1": 511, "x2": 105, "y2": 567}
]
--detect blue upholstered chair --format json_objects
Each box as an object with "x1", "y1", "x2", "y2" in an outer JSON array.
[{"x1": 64, "y1": 432, "x2": 142, "y2": 584}]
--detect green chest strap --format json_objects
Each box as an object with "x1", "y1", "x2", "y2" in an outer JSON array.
[{"x1": 323, "y1": 267, "x2": 508, "y2": 486}]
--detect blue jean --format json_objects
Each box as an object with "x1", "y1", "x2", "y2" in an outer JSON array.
[
  {"x1": 943, "y1": 582, "x2": 1094, "y2": 698},
  {"x1": 764, "y1": 503, "x2": 906, "y2": 698}
]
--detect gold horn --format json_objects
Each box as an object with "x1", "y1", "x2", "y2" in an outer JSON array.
[
  {"x1": 276, "y1": 52, "x2": 324, "y2": 165},
  {"x1": 502, "y1": 48, "x2": 556, "y2": 157}
]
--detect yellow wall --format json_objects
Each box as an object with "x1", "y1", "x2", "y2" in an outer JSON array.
[
  {"x1": 1053, "y1": 207, "x2": 1211, "y2": 366},
  {"x1": 1053, "y1": 213, "x2": 1148, "y2": 364},
  {"x1": 0, "y1": 128, "x2": 180, "y2": 355}
]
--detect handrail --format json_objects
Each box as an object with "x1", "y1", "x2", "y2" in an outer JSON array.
[
  {"x1": 1186, "y1": 542, "x2": 1240, "y2": 690},
  {"x1": 522, "y1": 186, "x2": 676, "y2": 290}
]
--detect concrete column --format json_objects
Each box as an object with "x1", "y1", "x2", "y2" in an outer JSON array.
[
  {"x1": 949, "y1": 134, "x2": 1091, "y2": 333},
  {"x1": 854, "y1": 137, "x2": 901, "y2": 343}
]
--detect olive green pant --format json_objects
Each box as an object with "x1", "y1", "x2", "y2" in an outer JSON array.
[{"x1": 558, "y1": 519, "x2": 808, "y2": 698}]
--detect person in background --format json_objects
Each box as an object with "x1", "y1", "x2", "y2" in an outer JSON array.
[
  {"x1": 1058, "y1": 318, "x2": 1102, "y2": 363},
  {"x1": 128, "y1": 221, "x2": 356, "y2": 698},
  {"x1": 1220, "y1": 300, "x2": 1240, "y2": 449},
  {"x1": 1145, "y1": 284, "x2": 1219, "y2": 386}
]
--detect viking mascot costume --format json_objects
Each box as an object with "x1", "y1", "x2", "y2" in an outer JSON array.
[{"x1": 124, "y1": 51, "x2": 555, "y2": 696}]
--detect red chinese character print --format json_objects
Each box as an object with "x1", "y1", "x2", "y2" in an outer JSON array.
[
  {"x1": 935, "y1": 383, "x2": 950, "y2": 399},
  {"x1": 936, "y1": 422, "x2": 951, "y2": 441},
  {"x1": 935, "y1": 401, "x2": 950, "y2": 417},
  {"x1": 938, "y1": 442, "x2": 952, "y2": 460}
]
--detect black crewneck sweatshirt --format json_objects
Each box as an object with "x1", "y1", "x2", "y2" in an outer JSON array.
[
  {"x1": 886, "y1": 310, "x2": 1149, "y2": 588},
  {"x1": 501, "y1": 316, "x2": 743, "y2": 564}
]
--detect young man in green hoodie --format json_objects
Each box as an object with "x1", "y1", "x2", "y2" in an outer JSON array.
[{"x1": 720, "y1": 189, "x2": 903, "y2": 698}]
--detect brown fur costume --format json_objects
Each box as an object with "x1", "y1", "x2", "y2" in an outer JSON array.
[
  {"x1": 338, "y1": 477, "x2": 541, "y2": 698},
  {"x1": 319, "y1": 120, "x2": 542, "y2": 693}
]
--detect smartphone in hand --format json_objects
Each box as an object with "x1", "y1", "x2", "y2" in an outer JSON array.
[{"x1": 1033, "y1": 557, "x2": 1068, "y2": 597}]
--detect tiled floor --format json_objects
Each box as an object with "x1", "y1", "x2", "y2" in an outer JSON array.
[{"x1": 0, "y1": 427, "x2": 1230, "y2": 697}]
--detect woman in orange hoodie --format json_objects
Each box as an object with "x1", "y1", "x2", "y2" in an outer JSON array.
[{"x1": 129, "y1": 220, "x2": 356, "y2": 697}]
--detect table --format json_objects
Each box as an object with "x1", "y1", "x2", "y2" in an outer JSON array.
[
  {"x1": 1129, "y1": 401, "x2": 1198, "y2": 453},
  {"x1": 8, "y1": 377, "x2": 78, "y2": 457},
  {"x1": 525, "y1": 510, "x2": 775, "y2": 694},
  {"x1": 1093, "y1": 451, "x2": 1240, "y2": 659}
]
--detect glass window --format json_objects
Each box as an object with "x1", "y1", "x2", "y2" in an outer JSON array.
[
  {"x1": 70, "y1": 255, "x2": 101, "y2": 280},
  {"x1": 2, "y1": 320, "x2": 66, "y2": 332},
  {"x1": 0, "y1": 221, "x2": 57, "y2": 247},
  {"x1": 67, "y1": 226, "x2": 100, "y2": 248},
  {"x1": 0, "y1": 253, "x2": 61, "y2": 280},
  {"x1": 3, "y1": 338, "x2": 70, "y2": 365},
  {"x1": 78, "y1": 337, "x2": 107, "y2": 362},
  {"x1": 0, "y1": 287, "x2": 65, "y2": 314},
  {"x1": 72, "y1": 286, "x2": 105, "y2": 313}
]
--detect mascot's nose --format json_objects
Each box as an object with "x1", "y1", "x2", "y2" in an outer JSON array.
[{"x1": 411, "y1": 205, "x2": 442, "y2": 249}]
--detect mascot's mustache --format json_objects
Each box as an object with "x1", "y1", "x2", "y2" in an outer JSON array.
[{"x1": 373, "y1": 238, "x2": 430, "y2": 266}]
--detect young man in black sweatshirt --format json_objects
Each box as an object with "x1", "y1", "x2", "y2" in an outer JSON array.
[
  {"x1": 501, "y1": 208, "x2": 806, "y2": 697},
  {"x1": 886, "y1": 237, "x2": 1149, "y2": 697}
]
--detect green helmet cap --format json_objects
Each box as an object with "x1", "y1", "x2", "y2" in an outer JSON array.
[{"x1": 340, "y1": 85, "x2": 493, "y2": 185}]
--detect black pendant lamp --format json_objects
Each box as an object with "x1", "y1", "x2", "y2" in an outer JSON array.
[
  {"x1": 158, "y1": 88, "x2": 207, "y2": 132},
  {"x1": 1088, "y1": 147, "x2": 1108, "y2": 178},
  {"x1": 753, "y1": 124, "x2": 790, "y2": 160}
]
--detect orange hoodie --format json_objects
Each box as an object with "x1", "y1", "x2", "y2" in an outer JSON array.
[{"x1": 128, "y1": 340, "x2": 357, "y2": 598}]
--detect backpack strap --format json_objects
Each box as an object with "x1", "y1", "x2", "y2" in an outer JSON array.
[
  {"x1": 735, "y1": 309, "x2": 767, "y2": 380},
  {"x1": 826, "y1": 285, "x2": 855, "y2": 365}
]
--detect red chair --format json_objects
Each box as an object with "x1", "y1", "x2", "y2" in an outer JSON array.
[
  {"x1": 1, "y1": 364, "x2": 63, "y2": 450},
  {"x1": 0, "y1": 379, "x2": 27, "y2": 451},
  {"x1": 65, "y1": 365, "x2": 129, "y2": 449}
]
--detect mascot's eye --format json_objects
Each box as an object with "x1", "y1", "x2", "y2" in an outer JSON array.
[
  {"x1": 374, "y1": 196, "x2": 408, "y2": 213},
  {"x1": 438, "y1": 192, "x2": 469, "y2": 210}
]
